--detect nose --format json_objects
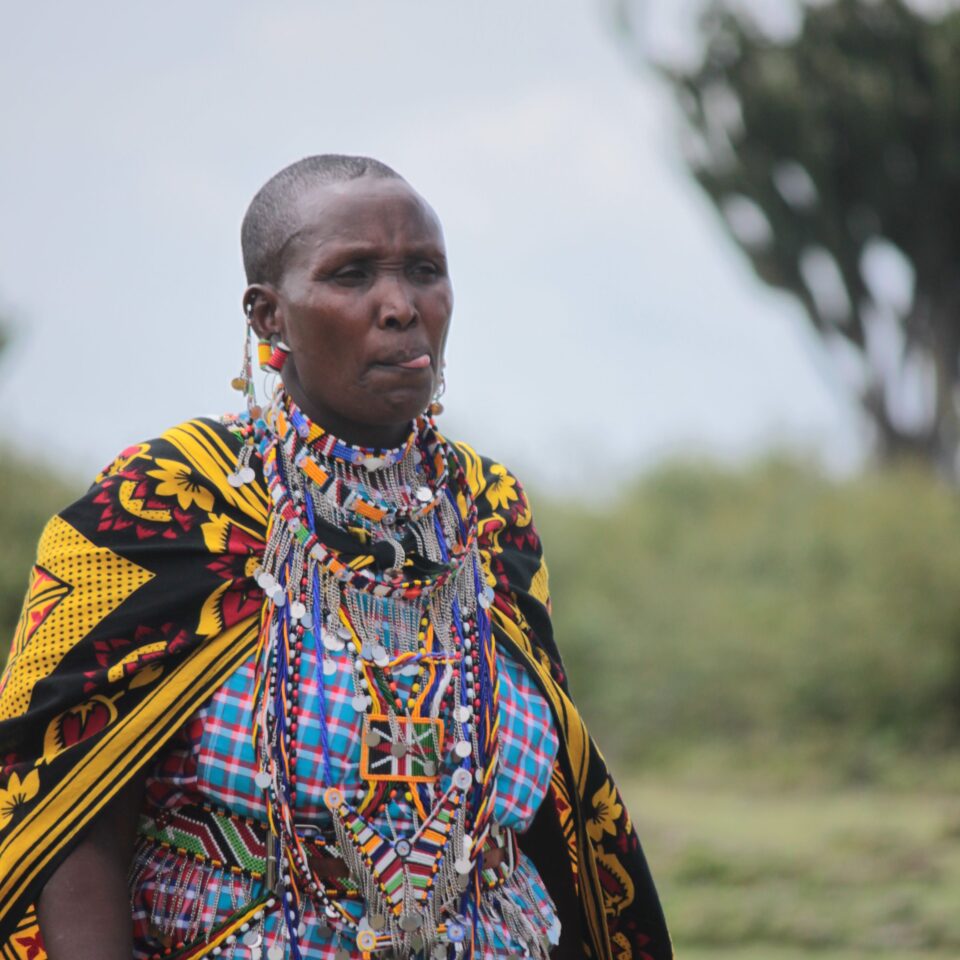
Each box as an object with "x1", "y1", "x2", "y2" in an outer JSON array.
[{"x1": 375, "y1": 275, "x2": 418, "y2": 330}]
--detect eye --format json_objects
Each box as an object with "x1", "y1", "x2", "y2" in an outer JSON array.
[
  {"x1": 409, "y1": 261, "x2": 442, "y2": 282},
  {"x1": 332, "y1": 263, "x2": 371, "y2": 285}
]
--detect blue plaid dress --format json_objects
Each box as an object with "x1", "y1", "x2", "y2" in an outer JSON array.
[{"x1": 132, "y1": 631, "x2": 560, "y2": 959}]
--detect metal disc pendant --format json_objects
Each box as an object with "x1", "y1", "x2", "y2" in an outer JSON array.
[
  {"x1": 422, "y1": 760, "x2": 436, "y2": 777},
  {"x1": 364, "y1": 729, "x2": 381, "y2": 747},
  {"x1": 337, "y1": 625, "x2": 352, "y2": 642},
  {"x1": 454, "y1": 739, "x2": 472, "y2": 758},
  {"x1": 390, "y1": 741, "x2": 407, "y2": 758},
  {"x1": 242, "y1": 931, "x2": 262, "y2": 947},
  {"x1": 369, "y1": 913, "x2": 386, "y2": 931},
  {"x1": 255, "y1": 771, "x2": 271, "y2": 790},
  {"x1": 363, "y1": 456, "x2": 385, "y2": 471},
  {"x1": 395, "y1": 838, "x2": 412, "y2": 858},
  {"x1": 267, "y1": 945, "x2": 284, "y2": 960},
  {"x1": 400, "y1": 913, "x2": 422, "y2": 931},
  {"x1": 351, "y1": 694, "x2": 369, "y2": 712},
  {"x1": 415, "y1": 485, "x2": 432, "y2": 503},
  {"x1": 361, "y1": 642, "x2": 374, "y2": 661},
  {"x1": 372, "y1": 643, "x2": 388, "y2": 664},
  {"x1": 453, "y1": 705, "x2": 472, "y2": 722},
  {"x1": 323, "y1": 632, "x2": 345, "y2": 652},
  {"x1": 289, "y1": 601, "x2": 306, "y2": 620},
  {"x1": 301, "y1": 610, "x2": 314, "y2": 629},
  {"x1": 240, "y1": 466, "x2": 256, "y2": 484},
  {"x1": 227, "y1": 472, "x2": 243, "y2": 488},
  {"x1": 454, "y1": 857, "x2": 473, "y2": 875},
  {"x1": 452, "y1": 768, "x2": 472, "y2": 790},
  {"x1": 323, "y1": 658, "x2": 337, "y2": 676},
  {"x1": 410, "y1": 933, "x2": 425, "y2": 952}
]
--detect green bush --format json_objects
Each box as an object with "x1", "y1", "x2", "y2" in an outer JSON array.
[{"x1": 536, "y1": 457, "x2": 960, "y2": 769}]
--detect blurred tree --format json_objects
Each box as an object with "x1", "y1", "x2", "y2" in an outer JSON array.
[{"x1": 628, "y1": 0, "x2": 960, "y2": 477}]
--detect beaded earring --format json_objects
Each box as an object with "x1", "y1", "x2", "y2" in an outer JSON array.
[
  {"x1": 232, "y1": 312, "x2": 261, "y2": 419},
  {"x1": 257, "y1": 336, "x2": 290, "y2": 372},
  {"x1": 428, "y1": 365, "x2": 446, "y2": 416}
]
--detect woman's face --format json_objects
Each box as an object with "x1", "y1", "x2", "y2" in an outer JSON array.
[{"x1": 247, "y1": 177, "x2": 453, "y2": 448}]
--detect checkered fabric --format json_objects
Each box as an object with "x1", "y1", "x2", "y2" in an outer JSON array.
[{"x1": 134, "y1": 639, "x2": 560, "y2": 958}]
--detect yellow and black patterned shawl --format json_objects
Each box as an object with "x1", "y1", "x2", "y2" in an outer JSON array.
[{"x1": 0, "y1": 418, "x2": 671, "y2": 960}]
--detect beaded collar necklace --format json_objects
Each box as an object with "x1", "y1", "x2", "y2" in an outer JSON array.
[{"x1": 229, "y1": 390, "x2": 501, "y2": 959}]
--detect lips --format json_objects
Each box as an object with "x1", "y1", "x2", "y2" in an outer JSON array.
[{"x1": 375, "y1": 351, "x2": 432, "y2": 370}]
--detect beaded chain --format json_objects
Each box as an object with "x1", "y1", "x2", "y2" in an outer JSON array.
[{"x1": 227, "y1": 389, "x2": 503, "y2": 959}]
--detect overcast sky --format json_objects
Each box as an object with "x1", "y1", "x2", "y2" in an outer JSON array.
[{"x1": 0, "y1": 0, "x2": 863, "y2": 491}]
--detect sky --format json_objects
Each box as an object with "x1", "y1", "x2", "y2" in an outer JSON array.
[{"x1": 0, "y1": 0, "x2": 864, "y2": 492}]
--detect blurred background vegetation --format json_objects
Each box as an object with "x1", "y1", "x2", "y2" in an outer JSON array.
[{"x1": 6, "y1": 0, "x2": 960, "y2": 957}]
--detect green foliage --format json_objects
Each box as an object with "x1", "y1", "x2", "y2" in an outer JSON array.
[
  {"x1": 0, "y1": 449, "x2": 82, "y2": 647},
  {"x1": 654, "y1": 0, "x2": 960, "y2": 473},
  {"x1": 536, "y1": 457, "x2": 960, "y2": 771}
]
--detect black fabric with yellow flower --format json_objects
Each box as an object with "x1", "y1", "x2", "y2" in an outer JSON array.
[{"x1": 0, "y1": 418, "x2": 671, "y2": 960}]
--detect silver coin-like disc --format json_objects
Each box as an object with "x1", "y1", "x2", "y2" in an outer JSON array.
[
  {"x1": 267, "y1": 945, "x2": 284, "y2": 960},
  {"x1": 453, "y1": 705, "x2": 472, "y2": 722},
  {"x1": 360, "y1": 643, "x2": 374, "y2": 661},
  {"x1": 410, "y1": 933, "x2": 425, "y2": 951},
  {"x1": 422, "y1": 760, "x2": 437, "y2": 777},
  {"x1": 298, "y1": 920, "x2": 307, "y2": 937},
  {"x1": 242, "y1": 930, "x2": 262, "y2": 947},
  {"x1": 289, "y1": 601, "x2": 306, "y2": 620},
  {"x1": 351, "y1": 694, "x2": 369, "y2": 712},
  {"x1": 454, "y1": 740, "x2": 472, "y2": 758},
  {"x1": 399, "y1": 913, "x2": 422, "y2": 931},
  {"x1": 372, "y1": 643, "x2": 388, "y2": 662},
  {"x1": 369, "y1": 913, "x2": 386, "y2": 931},
  {"x1": 322, "y1": 633, "x2": 345, "y2": 652},
  {"x1": 323, "y1": 658, "x2": 337, "y2": 676},
  {"x1": 390, "y1": 741, "x2": 407, "y2": 758},
  {"x1": 337, "y1": 625, "x2": 352, "y2": 641},
  {"x1": 301, "y1": 610, "x2": 314, "y2": 629},
  {"x1": 415, "y1": 485, "x2": 432, "y2": 503},
  {"x1": 454, "y1": 857, "x2": 473, "y2": 875},
  {"x1": 364, "y1": 730, "x2": 381, "y2": 747},
  {"x1": 452, "y1": 768, "x2": 472, "y2": 790},
  {"x1": 254, "y1": 771, "x2": 271, "y2": 790},
  {"x1": 240, "y1": 466, "x2": 256, "y2": 484},
  {"x1": 363, "y1": 456, "x2": 385, "y2": 471},
  {"x1": 227, "y1": 472, "x2": 243, "y2": 488}
]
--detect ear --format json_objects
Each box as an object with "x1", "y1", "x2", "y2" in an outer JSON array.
[{"x1": 243, "y1": 284, "x2": 283, "y2": 341}]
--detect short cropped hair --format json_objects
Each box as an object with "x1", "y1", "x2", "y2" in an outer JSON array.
[{"x1": 241, "y1": 154, "x2": 403, "y2": 285}]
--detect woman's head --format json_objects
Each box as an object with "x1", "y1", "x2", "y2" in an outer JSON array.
[{"x1": 242, "y1": 155, "x2": 452, "y2": 448}]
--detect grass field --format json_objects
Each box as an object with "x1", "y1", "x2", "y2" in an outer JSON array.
[{"x1": 623, "y1": 769, "x2": 960, "y2": 959}]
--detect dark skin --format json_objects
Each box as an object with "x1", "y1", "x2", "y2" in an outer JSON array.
[
  {"x1": 246, "y1": 176, "x2": 454, "y2": 449},
  {"x1": 37, "y1": 177, "x2": 576, "y2": 957}
]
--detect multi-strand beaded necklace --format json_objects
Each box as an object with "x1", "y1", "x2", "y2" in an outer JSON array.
[{"x1": 230, "y1": 390, "x2": 501, "y2": 959}]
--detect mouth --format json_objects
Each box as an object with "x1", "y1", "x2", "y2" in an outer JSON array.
[{"x1": 374, "y1": 352, "x2": 432, "y2": 371}]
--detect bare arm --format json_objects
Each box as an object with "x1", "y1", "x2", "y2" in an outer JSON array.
[{"x1": 37, "y1": 772, "x2": 145, "y2": 960}]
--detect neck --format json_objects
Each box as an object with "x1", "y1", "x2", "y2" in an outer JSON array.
[{"x1": 281, "y1": 382, "x2": 413, "y2": 451}]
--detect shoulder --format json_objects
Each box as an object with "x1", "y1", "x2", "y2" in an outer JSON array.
[
  {"x1": 93, "y1": 415, "x2": 245, "y2": 485},
  {"x1": 450, "y1": 440, "x2": 532, "y2": 526}
]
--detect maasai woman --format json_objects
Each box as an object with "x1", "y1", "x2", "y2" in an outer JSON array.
[{"x1": 0, "y1": 156, "x2": 671, "y2": 960}]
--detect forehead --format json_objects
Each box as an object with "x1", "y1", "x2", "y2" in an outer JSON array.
[{"x1": 287, "y1": 178, "x2": 445, "y2": 258}]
